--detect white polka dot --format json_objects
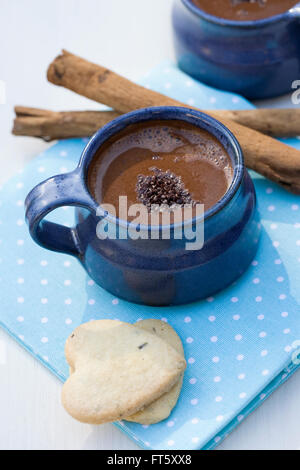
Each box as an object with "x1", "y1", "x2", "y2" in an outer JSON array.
[
  {"x1": 40, "y1": 279, "x2": 48, "y2": 285},
  {"x1": 17, "y1": 278, "x2": 24, "y2": 284},
  {"x1": 255, "y1": 296, "x2": 262, "y2": 302},
  {"x1": 88, "y1": 280, "x2": 95, "y2": 286},
  {"x1": 292, "y1": 204, "x2": 299, "y2": 211},
  {"x1": 253, "y1": 278, "x2": 260, "y2": 284},
  {"x1": 18, "y1": 335, "x2": 24, "y2": 341},
  {"x1": 16, "y1": 200, "x2": 23, "y2": 207},
  {"x1": 43, "y1": 356, "x2": 49, "y2": 362},
  {"x1": 216, "y1": 415, "x2": 224, "y2": 422},
  {"x1": 285, "y1": 345, "x2": 292, "y2": 353},
  {"x1": 281, "y1": 312, "x2": 288, "y2": 318},
  {"x1": 186, "y1": 337, "x2": 194, "y2": 344},
  {"x1": 297, "y1": 240, "x2": 300, "y2": 246},
  {"x1": 212, "y1": 356, "x2": 220, "y2": 363},
  {"x1": 261, "y1": 350, "x2": 268, "y2": 357},
  {"x1": 40, "y1": 260, "x2": 48, "y2": 266},
  {"x1": 283, "y1": 328, "x2": 291, "y2": 334},
  {"x1": 17, "y1": 316, "x2": 24, "y2": 322},
  {"x1": 17, "y1": 297, "x2": 24, "y2": 303},
  {"x1": 235, "y1": 334, "x2": 242, "y2": 341},
  {"x1": 279, "y1": 294, "x2": 286, "y2": 300},
  {"x1": 277, "y1": 276, "x2": 284, "y2": 283},
  {"x1": 294, "y1": 223, "x2": 300, "y2": 229},
  {"x1": 17, "y1": 239, "x2": 24, "y2": 246},
  {"x1": 252, "y1": 260, "x2": 258, "y2": 266},
  {"x1": 38, "y1": 166, "x2": 45, "y2": 173},
  {"x1": 270, "y1": 223, "x2": 277, "y2": 230},
  {"x1": 214, "y1": 436, "x2": 221, "y2": 443},
  {"x1": 189, "y1": 378, "x2": 197, "y2": 385},
  {"x1": 210, "y1": 336, "x2": 218, "y2": 343},
  {"x1": 65, "y1": 298, "x2": 72, "y2": 305},
  {"x1": 262, "y1": 369, "x2": 269, "y2": 376},
  {"x1": 237, "y1": 415, "x2": 244, "y2": 422},
  {"x1": 60, "y1": 151, "x2": 68, "y2": 157},
  {"x1": 259, "y1": 331, "x2": 267, "y2": 338},
  {"x1": 112, "y1": 298, "x2": 119, "y2": 305},
  {"x1": 41, "y1": 317, "x2": 48, "y2": 324},
  {"x1": 64, "y1": 280, "x2": 71, "y2": 286},
  {"x1": 167, "y1": 440, "x2": 175, "y2": 446},
  {"x1": 214, "y1": 376, "x2": 221, "y2": 383},
  {"x1": 188, "y1": 357, "x2": 195, "y2": 364},
  {"x1": 232, "y1": 97, "x2": 239, "y2": 104},
  {"x1": 17, "y1": 219, "x2": 24, "y2": 226},
  {"x1": 275, "y1": 259, "x2": 282, "y2": 265},
  {"x1": 268, "y1": 205, "x2": 275, "y2": 212},
  {"x1": 273, "y1": 241, "x2": 280, "y2": 248},
  {"x1": 260, "y1": 393, "x2": 266, "y2": 400},
  {"x1": 191, "y1": 418, "x2": 199, "y2": 424},
  {"x1": 231, "y1": 297, "x2": 239, "y2": 303},
  {"x1": 266, "y1": 188, "x2": 273, "y2": 194},
  {"x1": 161, "y1": 317, "x2": 168, "y2": 323},
  {"x1": 164, "y1": 82, "x2": 172, "y2": 89},
  {"x1": 206, "y1": 297, "x2": 214, "y2": 303},
  {"x1": 257, "y1": 314, "x2": 264, "y2": 320},
  {"x1": 41, "y1": 337, "x2": 48, "y2": 344},
  {"x1": 239, "y1": 392, "x2": 247, "y2": 399},
  {"x1": 208, "y1": 315, "x2": 216, "y2": 322},
  {"x1": 191, "y1": 399, "x2": 198, "y2": 405},
  {"x1": 187, "y1": 98, "x2": 195, "y2": 106},
  {"x1": 192, "y1": 437, "x2": 199, "y2": 443},
  {"x1": 233, "y1": 314, "x2": 240, "y2": 321},
  {"x1": 167, "y1": 420, "x2": 175, "y2": 427},
  {"x1": 65, "y1": 318, "x2": 72, "y2": 325},
  {"x1": 184, "y1": 316, "x2": 191, "y2": 323},
  {"x1": 238, "y1": 373, "x2": 245, "y2": 380},
  {"x1": 185, "y1": 80, "x2": 193, "y2": 87},
  {"x1": 237, "y1": 354, "x2": 244, "y2": 361},
  {"x1": 60, "y1": 167, "x2": 68, "y2": 173},
  {"x1": 215, "y1": 396, "x2": 223, "y2": 402},
  {"x1": 16, "y1": 182, "x2": 24, "y2": 189},
  {"x1": 63, "y1": 261, "x2": 71, "y2": 267},
  {"x1": 209, "y1": 97, "x2": 217, "y2": 104},
  {"x1": 88, "y1": 299, "x2": 95, "y2": 305}
]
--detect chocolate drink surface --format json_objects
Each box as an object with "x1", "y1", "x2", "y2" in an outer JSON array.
[
  {"x1": 192, "y1": 0, "x2": 297, "y2": 21},
  {"x1": 88, "y1": 121, "x2": 233, "y2": 220}
]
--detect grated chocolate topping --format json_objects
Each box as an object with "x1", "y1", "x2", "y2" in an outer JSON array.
[{"x1": 136, "y1": 167, "x2": 197, "y2": 211}]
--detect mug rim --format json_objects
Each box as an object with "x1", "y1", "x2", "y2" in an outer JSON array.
[
  {"x1": 181, "y1": 0, "x2": 295, "y2": 28},
  {"x1": 79, "y1": 106, "x2": 244, "y2": 231}
]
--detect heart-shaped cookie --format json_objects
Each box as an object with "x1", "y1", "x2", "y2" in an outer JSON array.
[
  {"x1": 125, "y1": 319, "x2": 185, "y2": 424},
  {"x1": 62, "y1": 320, "x2": 186, "y2": 424}
]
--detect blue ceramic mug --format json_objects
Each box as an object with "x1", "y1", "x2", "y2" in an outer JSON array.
[
  {"x1": 25, "y1": 107, "x2": 260, "y2": 306},
  {"x1": 172, "y1": 0, "x2": 300, "y2": 99}
]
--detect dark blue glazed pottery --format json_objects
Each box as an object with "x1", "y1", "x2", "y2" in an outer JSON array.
[
  {"x1": 172, "y1": 0, "x2": 300, "y2": 99},
  {"x1": 25, "y1": 107, "x2": 260, "y2": 306}
]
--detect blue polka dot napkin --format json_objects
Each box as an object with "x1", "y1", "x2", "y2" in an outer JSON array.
[{"x1": 1, "y1": 61, "x2": 300, "y2": 450}]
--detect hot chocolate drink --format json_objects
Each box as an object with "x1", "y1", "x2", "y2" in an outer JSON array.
[
  {"x1": 192, "y1": 0, "x2": 297, "y2": 21},
  {"x1": 88, "y1": 120, "x2": 233, "y2": 221}
]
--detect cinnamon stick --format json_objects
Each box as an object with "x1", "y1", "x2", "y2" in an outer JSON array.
[
  {"x1": 13, "y1": 107, "x2": 300, "y2": 140},
  {"x1": 12, "y1": 106, "x2": 119, "y2": 141},
  {"x1": 46, "y1": 50, "x2": 300, "y2": 193}
]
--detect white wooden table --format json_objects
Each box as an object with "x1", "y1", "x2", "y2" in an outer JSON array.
[{"x1": 1, "y1": 0, "x2": 300, "y2": 450}]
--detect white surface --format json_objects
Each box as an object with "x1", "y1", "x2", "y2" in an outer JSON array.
[{"x1": 0, "y1": 0, "x2": 300, "y2": 451}]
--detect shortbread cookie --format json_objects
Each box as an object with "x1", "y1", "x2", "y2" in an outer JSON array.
[
  {"x1": 125, "y1": 320, "x2": 184, "y2": 424},
  {"x1": 62, "y1": 320, "x2": 186, "y2": 424}
]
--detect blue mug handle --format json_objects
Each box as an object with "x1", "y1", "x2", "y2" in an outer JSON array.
[{"x1": 25, "y1": 170, "x2": 93, "y2": 257}]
